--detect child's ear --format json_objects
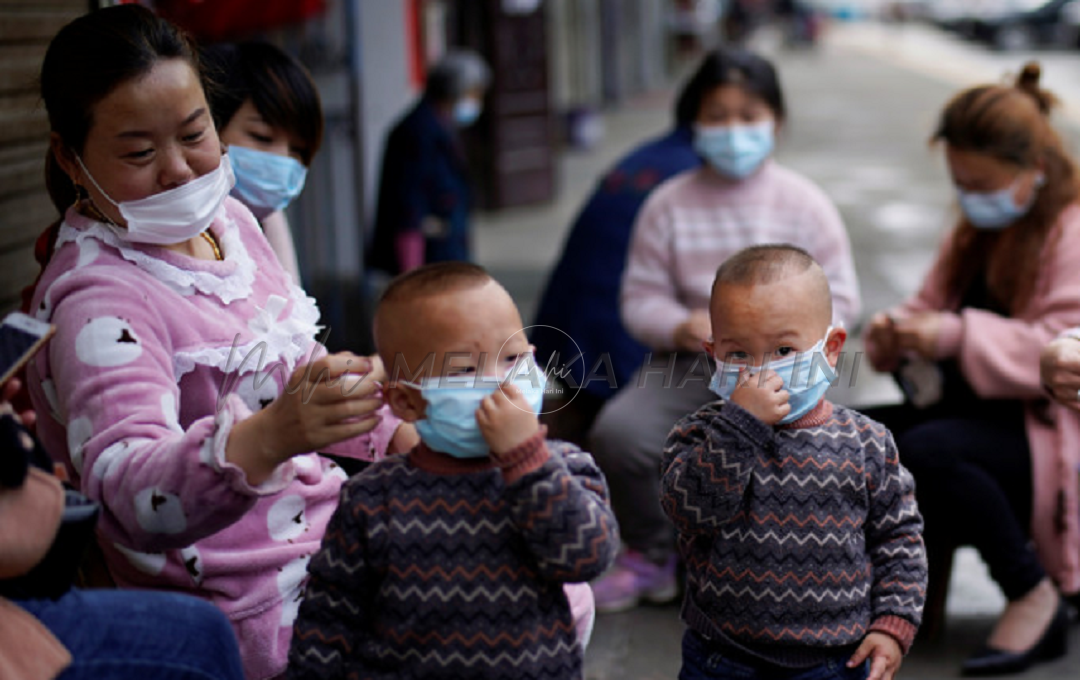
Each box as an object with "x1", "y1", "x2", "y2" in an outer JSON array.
[
  {"x1": 385, "y1": 384, "x2": 426, "y2": 422},
  {"x1": 703, "y1": 338, "x2": 716, "y2": 359},
  {"x1": 825, "y1": 327, "x2": 848, "y2": 367}
]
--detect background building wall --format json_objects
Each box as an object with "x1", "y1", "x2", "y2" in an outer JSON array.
[{"x1": 0, "y1": 0, "x2": 87, "y2": 313}]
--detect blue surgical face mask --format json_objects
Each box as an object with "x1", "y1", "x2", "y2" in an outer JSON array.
[
  {"x1": 453, "y1": 97, "x2": 482, "y2": 127},
  {"x1": 407, "y1": 361, "x2": 547, "y2": 458},
  {"x1": 227, "y1": 145, "x2": 308, "y2": 220},
  {"x1": 708, "y1": 327, "x2": 836, "y2": 425},
  {"x1": 693, "y1": 121, "x2": 774, "y2": 179},
  {"x1": 957, "y1": 173, "x2": 1043, "y2": 230}
]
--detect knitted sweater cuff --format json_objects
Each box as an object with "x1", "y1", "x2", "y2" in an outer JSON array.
[
  {"x1": 869, "y1": 615, "x2": 917, "y2": 655},
  {"x1": 497, "y1": 427, "x2": 551, "y2": 484},
  {"x1": 720, "y1": 401, "x2": 776, "y2": 446}
]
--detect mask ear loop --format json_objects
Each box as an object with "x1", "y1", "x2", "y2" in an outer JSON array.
[{"x1": 72, "y1": 155, "x2": 122, "y2": 227}]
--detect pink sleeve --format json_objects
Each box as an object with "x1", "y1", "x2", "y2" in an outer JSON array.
[
  {"x1": 959, "y1": 213, "x2": 1080, "y2": 398},
  {"x1": 46, "y1": 279, "x2": 293, "y2": 554},
  {"x1": 863, "y1": 234, "x2": 953, "y2": 361},
  {"x1": 874, "y1": 209, "x2": 1080, "y2": 399},
  {"x1": 319, "y1": 404, "x2": 402, "y2": 463},
  {"x1": 620, "y1": 192, "x2": 691, "y2": 350},
  {"x1": 395, "y1": 231, "x2": 425, "y2": 273}
]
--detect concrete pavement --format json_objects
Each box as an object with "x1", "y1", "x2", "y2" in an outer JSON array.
[{"x1": 473, "y1": 20, "x2": 1080, "y2": 679}]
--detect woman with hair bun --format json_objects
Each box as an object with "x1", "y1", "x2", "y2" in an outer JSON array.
[{"x1": 864, "y1": 62, "x2": 1080, "y2": 676}]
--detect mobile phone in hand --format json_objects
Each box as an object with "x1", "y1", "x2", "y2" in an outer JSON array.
[{"x1": 0, "y1": 312, "x2": 56, "y2": 387}]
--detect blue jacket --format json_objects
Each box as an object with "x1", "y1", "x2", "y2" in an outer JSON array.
[
  {"x1": 368, "y1": 98, "x2": 472, "y2": 274},
  {"x1": 531, "y1": 126, "x2": 700, "y2": 400}
]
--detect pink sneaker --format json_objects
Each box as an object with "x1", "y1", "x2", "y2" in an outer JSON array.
[{"x1": 592, "y1": 550, "x2": 678, "y2": 613}]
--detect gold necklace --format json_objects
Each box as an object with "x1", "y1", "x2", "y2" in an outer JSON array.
[{"x1": 200, "y1": 231, "x2": 223, "y2": 261}]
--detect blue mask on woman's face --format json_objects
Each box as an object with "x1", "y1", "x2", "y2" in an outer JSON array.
[
  {"x1": 693, "y1": 121, "x2": 774, "y2": 179},
  {"x1": 228, "y1": 145, "x2": 308, "y2": 219},
  {"x1": 956, "y1": 173, "x2": 1042, "y2": 230},
  {"x1": 708, "y1": 328, "x2": 836, "y2": 425},
  {"x1": 453, "y1": 97, "x2": 482, "y2": 127},
  {"x1": 407, "y1": 363, "x2": 547, "y2": 458}
]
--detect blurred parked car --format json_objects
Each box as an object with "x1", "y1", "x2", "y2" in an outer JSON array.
[
  {"x1": 926, "y1": 0, "x2": 981, "y2": 31},
  {"x1": 971, "y1": 0, "x2": 1080, "y2": 49}
]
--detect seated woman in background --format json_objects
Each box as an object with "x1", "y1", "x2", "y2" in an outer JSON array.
[
  {"x1": 587, "y1": 46, "x2": 861, "y2": 614},
  {"x1": 530, "y1": 60, "x2": 702, "y2": 447},
  {"x1": 201, "y1": 40, "x2": 323, "y2": 284},
  {"x1": 862, "y1": 63, "x2": 1080, "y2": 676}
]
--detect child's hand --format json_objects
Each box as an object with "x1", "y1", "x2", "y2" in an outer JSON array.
[
  {"x1": 476, "y1": 383, "x2": 540, "y2": 456},
  {"x1": 849, "y1": 632, "x2": 902, "y2": 680},
  {"x1": 729, "y1": 368, "x2": 790, "y2": 425}
]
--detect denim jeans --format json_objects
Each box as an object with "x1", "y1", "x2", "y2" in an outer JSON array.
[
  {"x1": 17, "y1": 589, "x2": 244, "y2": 680},
  {"x1": 680, "y1": 630, "x2": 870, "y2": 680}
]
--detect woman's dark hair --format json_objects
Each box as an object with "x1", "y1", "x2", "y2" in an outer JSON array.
[
  {"x1": 933, "y1": 62, "x2": 1079, "y2": 313},
  {"x1": 40, "y1": 4, "x2": 202, "y2": 214},
  {"x1": 200, "y1": 41, "x2": 324, "y2": 166},
  {"x1": 674, "y1": 47, "x2": 786, "y2": 126}
]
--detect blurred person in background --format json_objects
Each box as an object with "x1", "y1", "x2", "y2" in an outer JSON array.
[
  {"x1": 367, "y1": 50, "x2": 490, "y2": 277},
  {"x1": 587, "y1": 46, "x2": 860, "y2": 614},
  {"x1": 530, "y1": 63, "x2": 703, "y2": 448},
  {"x1": 202, "y1": 41, "x2": 324, "y2": 285},
  {"x1": 863, "y1": 63, "x2": 1079, "y2": 677}
]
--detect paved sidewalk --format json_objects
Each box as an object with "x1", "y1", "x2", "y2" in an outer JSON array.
[{"x1": 473, "y1": 21, "x2": 1080, "y2": 679}]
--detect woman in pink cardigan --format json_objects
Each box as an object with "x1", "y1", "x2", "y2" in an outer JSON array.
[{"x1": 863, "y1": 63, "x2": 1079, "y2": 677}]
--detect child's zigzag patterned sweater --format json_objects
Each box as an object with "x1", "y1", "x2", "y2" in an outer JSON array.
[
  {"x1": 288, "y1": 431, "x2": 619, "y2": 680},
  {"x1": 661, "y1": 399, "x2": 928, "y2": 668}
]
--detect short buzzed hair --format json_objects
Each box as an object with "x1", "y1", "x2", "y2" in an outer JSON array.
[
  {"x1": 713, "y1": 244, "x2": 832, "y2": 319},
  {"x1": 378, "y1": 262, "x2": 492, "y2": 307}
]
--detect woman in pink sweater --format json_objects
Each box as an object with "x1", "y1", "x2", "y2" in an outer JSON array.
[
  {"x1": 588, "y1": 47, "x2": 861, "y2": 613},
  {"x1": 27, "y1": 6, "x2": 414, "y2": 678},
  {"x1": 863, "y1": 64, "x2": 1079, "y2": 676}
]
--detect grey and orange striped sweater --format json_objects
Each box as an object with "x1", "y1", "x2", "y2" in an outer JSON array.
[
  {"x1": 661, "y1": 399, "x2": 927, "y2": 668},
  {"x1": 288, "y1": 430, "x2": 619, "y2": 680}
]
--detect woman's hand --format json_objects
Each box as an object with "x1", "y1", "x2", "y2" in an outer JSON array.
[
  {"x1": 864, "y1": 312, "x2": 901, "y2": 373},
  {"x1": 1040, "y1": 336, "x2": 1080, "y2": 411},
  {"x1": 673, "y1": 311, "x2": 712, "y2": 353},
  {"x1": 227, "y1": 352, "x2": 386, "y2": 485},
  {"x1": 0, "y1": 378, "x2": 35, "y2": 430},
  {"x1": 893, "y1": 312, "x2": 943, "y2": 360}
]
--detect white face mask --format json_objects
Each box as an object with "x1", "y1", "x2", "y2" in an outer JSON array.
[{"x1": 76, "y1": 154, "x2": 235, "y2": 245}]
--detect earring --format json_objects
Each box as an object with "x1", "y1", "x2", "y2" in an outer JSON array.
[{"x1": 71, "y1": 183, "x2": 86, "y2": 208}]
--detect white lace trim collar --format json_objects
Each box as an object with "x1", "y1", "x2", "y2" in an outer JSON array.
[
  {"x1": 55, "y1": 213, "x2": 256, "y2": 304},
  {"x1": 173, "y1": 285, "x2": 323, "y2": 379}
]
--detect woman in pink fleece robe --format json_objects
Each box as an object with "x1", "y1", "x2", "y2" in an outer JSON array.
[
  {"x1": 863, "y1": 63, "x2": 1079, "y2": 676},
  {"x1": 27, "y1": 6, "x2": 412, "y2": 679}
]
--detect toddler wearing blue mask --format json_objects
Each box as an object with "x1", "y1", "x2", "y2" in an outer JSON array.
[
  {"x1": 290, "y1": 262, "x2": 619, "y2": 680},
  {"x1": 661, "y1": 244, "x2": 927, "y2": 680}
]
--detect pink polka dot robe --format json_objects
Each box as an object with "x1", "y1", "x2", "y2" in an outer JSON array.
[{"x1": 26, "y1": 198, "x2": 400, "y2": 680}]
